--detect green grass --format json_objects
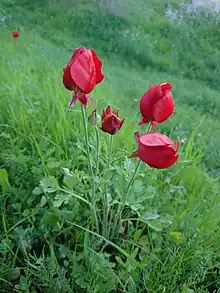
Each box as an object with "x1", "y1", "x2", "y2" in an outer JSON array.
[{"x1": 0, "y1": 0, "x2": 220, "y2": 292}]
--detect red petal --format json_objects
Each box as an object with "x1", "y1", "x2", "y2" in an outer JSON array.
[
  {"x1": 101, "y1": 113, "x2": 124, "y2": 135},
  {"x1": 139, "y1": 85, "x2": 162, "y2": 122},
  {"x1": 70, "y1": 48, "x2": 86, "y2": 62},
  {"x1": 106, "y1": 105, "x2": 112, "y2": 115},
  {"x1": 139, "y1": 132, "x2": 173, "y2": 147},
  {"x1": 152, "y1": 92, "x2": 174, "y2": 123},
  {"x1": 138, "y1": 144, "x2": 178, "y2": 169},
  {"x1": 120, "y1": 118, "x2": 125, "y2": 128},
  {"x1": 101, "y1": 108, "x2": 107, "y2": 120},
  {"x1": 91, "y1": 49, "x2": 104, "y2": 85},
  {"x1": 101, "y1": 114, "x2": 114, "y2": 133},
  {"x1": 63, "y1": 66, "x2": 75, "y2": 91},
  {"x1": 70, "y1": 50, "x2": 96, "y2": 94},
  {"x1": 160, "y1": 82, "x2": 172, "y2": 92}
]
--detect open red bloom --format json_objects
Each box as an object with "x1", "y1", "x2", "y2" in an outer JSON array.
[
  {"x1": 101, "y1": 105, "x2": 125, "y2": 135},
  {"x1": 139, "y1": 82, "x2": 174, "y2": 125},
  {"x1": 12, "y1": 31, "x2": 19, "y2": 38},
  {"x1": 63, "y1": 48, "x2": 104, "y2": 94},
  {"x1": 129, "y1": 132, "x2": 179, "y2": 169}
]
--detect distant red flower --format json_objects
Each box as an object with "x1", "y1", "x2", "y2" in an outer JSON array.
[
  {"x1": 63, "y1": 48, "x2": 104, "y2": 94},
  {"x1": 139, "y1": 82, "x2": 174, "y2": 125},
  {"x1": 129, "y1": 132, "x2": 179, "y2": 169},
  {"x1": 12, "y1": 31, "x2": 19, "y2": 38},
  {"x1": 101, "y1": 105, "x2": 125, "y2": 135}
]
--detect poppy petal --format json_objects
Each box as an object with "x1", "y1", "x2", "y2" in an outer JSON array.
[
  {"x1": 70, "y1": 50, "x2": 96, "y2": 94},
  {"x1": 91, "y1": 49, "x2": 104, "y2": 84},
  {"x1": 152, "y1": 92, "x2": 174, "y2": 123}
]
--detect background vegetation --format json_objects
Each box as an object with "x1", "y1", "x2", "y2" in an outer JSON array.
[{"x1": 0, "y1": 0, "x2": 220, "y2": 292}]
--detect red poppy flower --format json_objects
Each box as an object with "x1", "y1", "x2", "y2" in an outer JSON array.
[
  {"x1": 129, "y1": 132, "x2": 179, "y2": 169},
  {"x1": 101, "y1": 105, "x2": 125, "y2": 135},
  {"x1": 139, "y1": 82, "x2": 174, "y2": 125},
  {"x1": 12, "y1": 31, "x2": 19, "y2": 38},
  {"x1": 63, "y1": 48, "x2": 104, "y2": 94}
]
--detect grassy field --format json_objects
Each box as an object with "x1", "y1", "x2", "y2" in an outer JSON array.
[{"x1": 0, "y1": 0, "x2": 220, "y2": 292}]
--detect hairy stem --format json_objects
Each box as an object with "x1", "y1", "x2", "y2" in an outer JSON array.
[
  {"x1": 103, "y1": 135, "x2": 113, "y2": 238},
  {"x1": 81, "y1": 105, "x2": 99, "y2": 233}
]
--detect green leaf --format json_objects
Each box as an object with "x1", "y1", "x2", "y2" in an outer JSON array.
[
  {"x1": 142, "y1": 210, "x2": 159, "y2": 221},
  {"x1": 33, "y1": 186, "x2": 42, "y2": 195},
  {"x1": 103, "y1": 170, "x2": 113, "y2": 182},
  {"x1": 0, "y1": 168, "x2": 10, "y2": 192},
  {"x1": 124, "y1": 158, "x2": 134, "y2": 173},
  {"x1": 43, "y1": 209, "x2": 60, "y2": 226},
  {"x1": 115, "y1": 256, "x2": 125, "y2": 267},
  {"x1": 10, "y1": 267, "x2": 20, "y2": 281},
  {"x1": 133, "y1": 179, "x2": 144, "y2": 193},
  {"x1": 53, "y1": 194, "x2": 66, "y2": 208},
  {"x1": 47, "y1": 160, "x2": 60, "y2": 169},
  {"x1": 145, "y1": 185, "x2": 157, "y2": 199},
  {"x1": 146, "y1": 218, "x2": 162, "y2": 231},
  {"x1": 130, "y1": 247, "x2": 139, "y2": 260},
  {"x1": 60, "y1": 210, "x2": 75, "y2": 221},
  {"x1": 75, "y1": 278, "x2": 89, "y2": 289},
  {"x1": 40, "y1": 176, "x2": 59, "y2": 193},
  {"x1": 40, "y1": 196, "x2": 47, "y2": 207},
  {"x1": 62, "y1": 168, "x2": 79, "y2": 189},
  {"x1": 134, "y1": 229, "x2": 142, "y2": 242},
  {"x1": 139, "y1": 235, "x2": 149, "y2": 249},
  {"x1": 0, "y1": 132, "x2": 11, "y2": 139},
  {"x1": 64, "y1": 175, "x2": 77, "y2": 189},
  {"x1": 160, "y1": 214, "x2": 173, "y2": 226}
]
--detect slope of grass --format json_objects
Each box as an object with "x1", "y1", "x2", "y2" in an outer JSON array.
[{"x1": 0, "y1": 0, "x2": 220, "y2": 292}]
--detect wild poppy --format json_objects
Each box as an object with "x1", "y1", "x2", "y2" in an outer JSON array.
[
  {"x1": 101, "y1": 105, "x2": 125, "y2": 135},
  {"x1": 139, "y1": 82, "x2": 174, "y2": 125},
  {"x1": 63, "y1": 48, "x2": 104, "y2": 94},
  {"x1": 129, "y1": 132, "x2": 179, "y2": 169},
  {"x1": 12, "y1": 31, "x2": 19, "y2": 38}
]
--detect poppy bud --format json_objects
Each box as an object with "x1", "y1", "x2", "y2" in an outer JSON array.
[
  {"x1": 88, "y1": 110, "x2": 98, "y2": 126},
  {"x1": 101, "y1": 105, "x2": 125, "y2": 135},
  {"x1": 129, "y1": 132, "x2": 179, "y2": 169}
]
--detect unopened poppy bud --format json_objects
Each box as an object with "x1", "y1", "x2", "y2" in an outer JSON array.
[{"x1": 100, "y1": 105, "x2": 125, "y2": 135}]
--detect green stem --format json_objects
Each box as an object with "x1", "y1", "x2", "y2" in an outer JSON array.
[
  {"x1": 81, "y1": 105, "x2": 99, "y2": 233},
  {"x1": 103, "y1": 135, "x2": 113, "y2": 238},
  {"x1": 81, "y1": 106, "x2": 93, "y2": 179},
  {"x1": 108, "y1": 135, "x2": 113, "y2": 168},
  {"x1": 94, "y1": 126, "x2": 100, "y2": 175},
  {"x1": 111, "y1": 159, "x2": 141, "y2": 240},
  {"x1": 125, "y1": 159, "x2": 141, "y2": 201}
]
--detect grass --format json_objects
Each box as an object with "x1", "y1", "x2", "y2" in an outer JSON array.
[{"x1": 0, "y1": 0, "x2": 220, "y2": 292}]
